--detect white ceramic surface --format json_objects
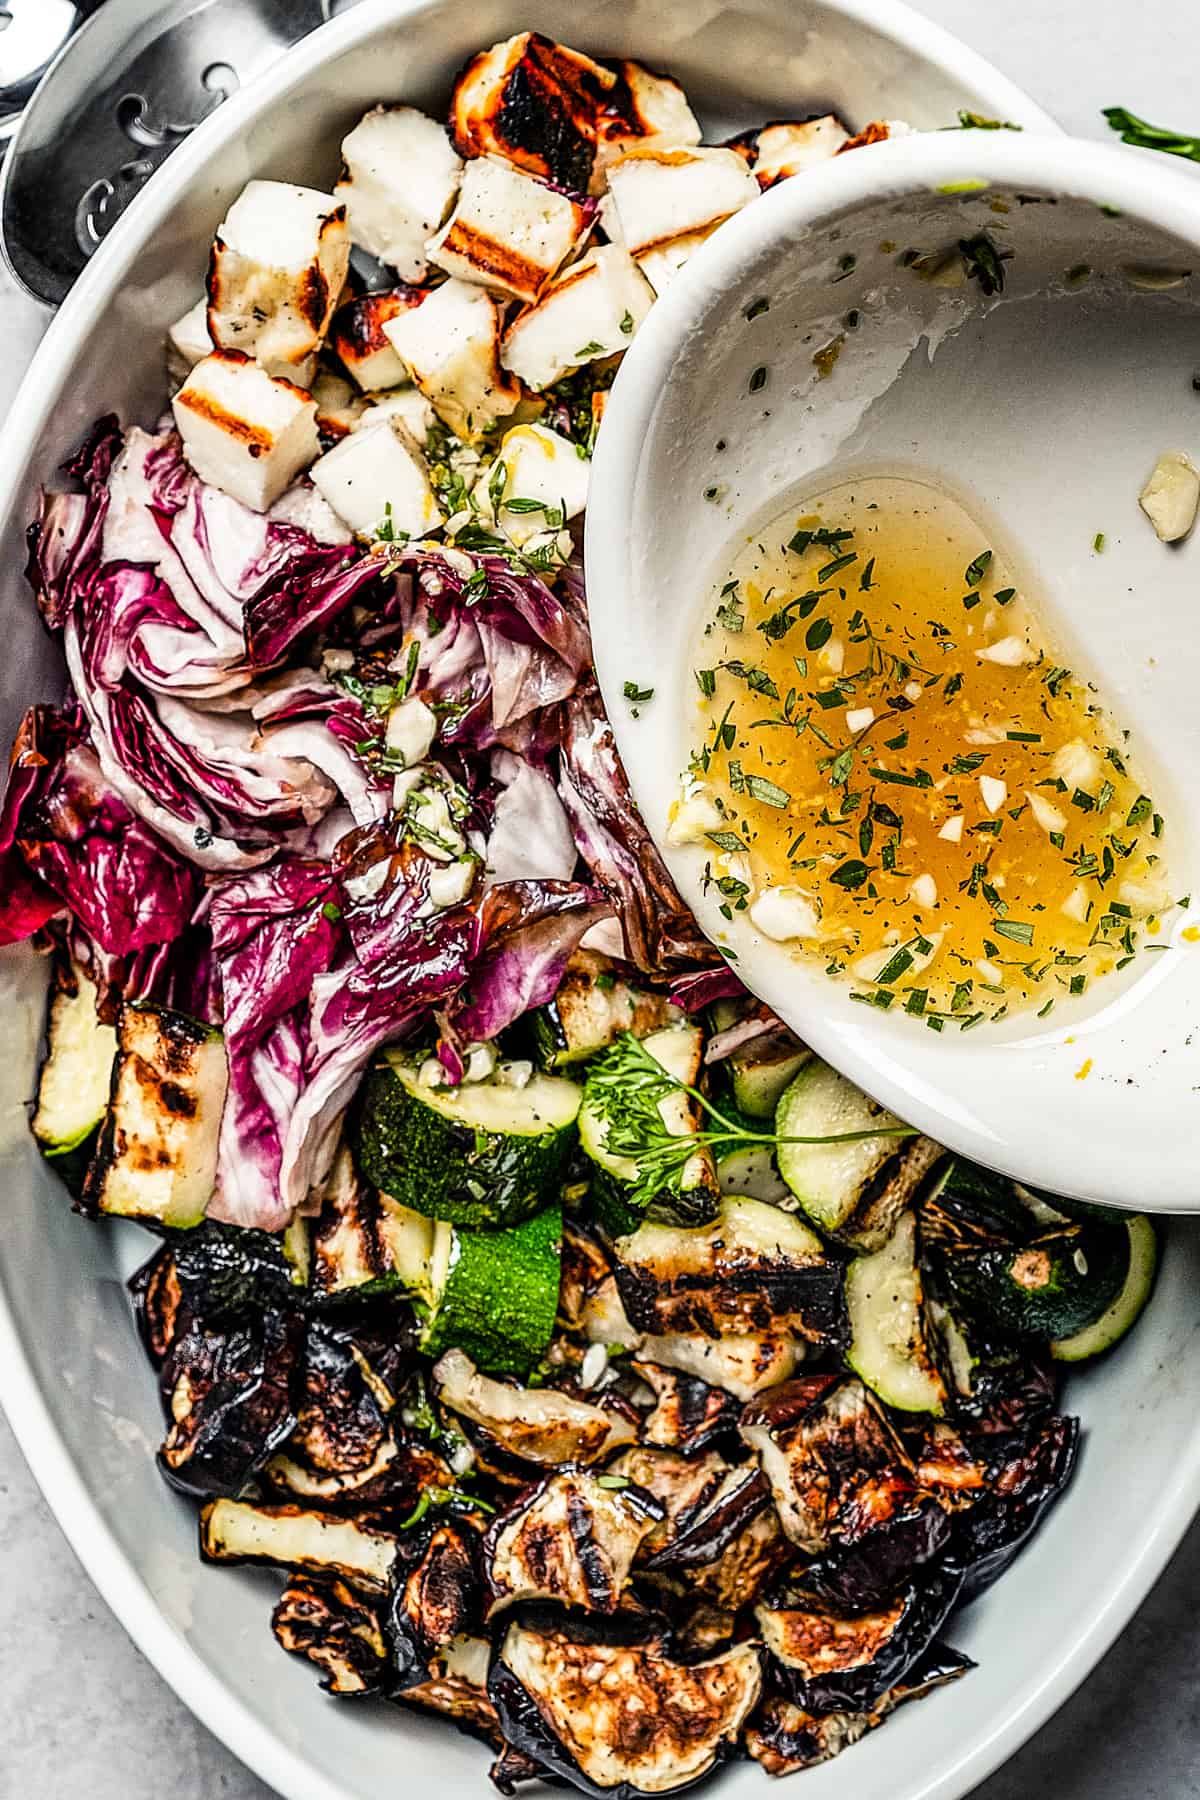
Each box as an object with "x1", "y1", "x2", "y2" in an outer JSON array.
[
  {"x1": 589, "y1": 131, "x2": 1200, "y2": 1214},
  {"x1": 0, "y1": 6, "x2": 1197, "y2": 1800}
]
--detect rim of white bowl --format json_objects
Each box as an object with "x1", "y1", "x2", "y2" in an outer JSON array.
[
  {"x1": 586, "y1": 127, "x2": 1200, "y2": 1212},
  {"x1": 0, "y1": 8, "x2": 1177, "y2": 1800}
]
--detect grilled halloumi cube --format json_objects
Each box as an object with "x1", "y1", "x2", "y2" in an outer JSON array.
[
  {"x1": 172, "y1": 351, "x2": 321, "y2": 512},
  {"x1": 635, "y1": 230, "x2": 713, "y2": 296},
  {"x1": 427, "y1": 156, "x2": 590, "y2": 306},
  {"x1": 450, "y1": 32, "x2": 616, "y2": 192},
  {"x1": 476, "y1": 422, "x2": 590, "y2": 546},
  {"x1": 335, "y1": 105, "x2": 463, "y2": 283},
  {"x1": 207, "y1": 179, "x2": 349, "y2": 380},
  {"x1": 167, "y1": 296, "x2": 214, "y2": 385},
  {"x1": 593, "y1": 60, "x2": 701, "y2": 184},
  {"x1": 310, "y1": 418, "x2": 443, "y2": 540},
  {"x1": 840, "y1": 118, "x2": 916, "y2": 152},
  {"x1": 501, "y1": 243, "x2": 653, "y2": 391},
  {"x1": 312, "y1": 367, "x2": 368, "y2": 440},
  {"x1": 731, "y1": 115, "x2": 851, "y2": 188},
  {"x1": 85, "y1": 1004, "x2": 227, "y2": 1229},
  {"x1": 605, "y1": 146, "x2": 759, "y2": 278},
  {"x1": 330, "y1": 287, "x2": 426, "y2": 391},
  {"x1": 383, "y1": 278, "x2": 521, "y2": 440},
  {"x1": 354, "y1": 386, "x2": 436, "y2": 445}
]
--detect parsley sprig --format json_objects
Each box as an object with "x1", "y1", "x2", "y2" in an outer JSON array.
[
  {"x1": 584, "y1": 1032, "x2": 916, "y2": 1216},
  {"x1": 1103, "y1": 106, "x2": 1200, "y2": 162}
]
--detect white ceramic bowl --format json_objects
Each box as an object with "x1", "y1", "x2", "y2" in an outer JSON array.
[
  {"x1": 0, "y1": 6, "x2": 1196, "y2": 1800},
  {"x1": 588, "y1": 131, "x2": 1200, "y2": 1213}
]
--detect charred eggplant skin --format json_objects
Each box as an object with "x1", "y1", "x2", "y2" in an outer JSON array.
[
  {"x1": 947, "y1": 1413, "x2": 1080, "y2": 1601},
  {"x1": 757, "y1": 1567, "x2": 961, "y2": 1714},
  {"x1": 387, "y1": 1519, "x2": 483, "y2": 1690},
  {"x1": 272, "y1": 1574, "x2": 389, "y2": 1698},
  {"x1": 157, "y1": 1305, "x2": 302, "y2": 1499}
]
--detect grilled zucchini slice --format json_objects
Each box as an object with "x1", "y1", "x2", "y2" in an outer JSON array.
[
  {"x1": 775, "y1": 1059, "x2": 940, "y2": 1249},
  {"x1": 356, "y1": 1052, "x2": 580, "y2": 1228},
  {"x1": 1051, "y1": 1216, "x2": 1158, "y2": 1361},
  {"x1": 86, "y1": 1003, "x2": 226, "y2": 1228},
  {"x1": 845, "y1": 1212, "x2": 947, "y2": 1414},
  {"x1": 32, "y1": 963, "x2": 116, "y2": 1191},
  {"x1": 579, "y1": 1023, "x2": 719, "y2": 1228},
  {"x1": 420, "y1": 1204, "x2": 563, "y2": 1380},
  {"x1": 532, "y1": 952, "x2": 681, "y2": 1068}
]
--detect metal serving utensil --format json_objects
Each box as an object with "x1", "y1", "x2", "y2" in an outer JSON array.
[{"x1": 0, "y1": 0, "x2": 350, "y2": 306}]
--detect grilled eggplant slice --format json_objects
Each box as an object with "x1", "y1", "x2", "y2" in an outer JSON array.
[
  {"x1": 399, "y1": 1632, "x2": 501, "y2": 1745},
  {"x1": 741, "y1": 1375, "x2": 950, "y2": 1600},
  {"x1": 775, "y1": 1060, "x2": 941, "y2": 1251},
  {"x1": 745, "y1": 1641, "x2": 973, "y2": 1775},
  {"x1": 129, "y1": 1244, "x2": 184, "y2": 1367},
  {"x1": 559, "y1": 1224, "x2": 643, "y2": 1353},
  {"x1": 612, "y1": 1197, "x2": 847, "y2": 1347},
  {"x1": 450, "y1": 33, "x2": 615, "y2": 191},
  {"x1": 533, "y1": 951, "x2": 682, "y2": 1069},
  {"x1": 948, "y1": 1412, "x2": 1079, "y2": 1600},
  {"x1": 158, "y1": 1306, "x2": 301, "y2": 1498},
  {"x1": 85, "y1": 1003, "x2": 227, "y2": 1227},
  {"x1": 755, "y1": 1569, "x2": 960, "y2": 1713},
  {"x1": 489, "y1": 1616, "x2": 762, "y2": 1797},
  {"x1": 633, "y1": 1361, "x2": 740, "y2": 1456},
  {"x1": 172, "y1": 1219, "x2": 305, "y2": 1320},
  {"x1": 311, "y1": 1146, "x2": 404, "y2": 1302},
  {"x1": 433, "y1": 1349, "x2": 637, "y2": 1466},
  {"x1": 613, "y1": 1447, "x2": 789, "y2": 1610},
  {"x1": 638, "y1": 1330, "x2": 802, "y2": 1402},
  {"x1": 741, "y1": 1375, "x2": 913, "y2": 1553},
  {"x1": 483, "y1": 1470, "x2": 663, "y2": 1616},
  {"x1": 388, "y1": 1519, "x2": 482, "y2": 1688},
  {"x1": 199, "y1": 1497, "x2": 399, "y2": 1593},
  {"x1": 910, "y1": 1422, "x2": 988, "y2": 1511},
  {"x1": 273, "y1": 1574, "x2": 390, "y2": 1696}
]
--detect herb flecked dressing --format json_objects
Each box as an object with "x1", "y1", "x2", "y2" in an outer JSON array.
[{"x1": 682, "y1": 475, "x2": 1172, "y2": 1028}]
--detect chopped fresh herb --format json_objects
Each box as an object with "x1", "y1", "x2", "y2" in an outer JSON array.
[
  {"x1": 575, "y1": 340, "x2": 605, "y2": 356},
  {"x1": 723, "y1": 659, "x2": 780, "y2": 698},
  {"x1": 623, "y1": 681, "x2": 654, "y2": 703},
  {"x1": 994, "y1": 586, "x2": 1016, "y2": 605},
  {"x1": 696, "y1": 667, "x2": 716, "y2": 698},
  {"x1": 829, "y1": 745, "x2": 855, "y2": 787},
  {"x1": 749, "y1": 365, "x2": 768, "y2": 393},
  {"x1": 1126, "y1": 793, "x2": 1153, "y2": 827},
  {"x1": 1069, "y1": 973, "x2": 1087, "y2": 995},
  {"x1": 1093, "y1": 530, "x2": 1106, "y2": 552},
  {"x1": 1006, "y1": 731, "x2": 1041, "y2": 743},
  {"x1": 596, "y1": 1473, "x2": 631, "y2": 1491},
  {"x1": 1102, "y1": 106, "x2": 1200, "y2": 164},
  {"x1": 869, "y1": 765, "x2": 933, "y2": 788},
  {"x1": 707, "y1": 831, "x2": 745, "y2": 852},
  {"x1": 745, "y1": 774, "x2": 791, "y2": 808},
  {"x1": 906, "y1": 988, "x2": 928, "y2": 1015},
  {"x1": 805, "y1": 617, "x2": 834, "y2": 651},
  {"x1": 960, "y1": 233, "x2": 1010, "y2": 295},
  {"x1": 860, "y1": 557, "x2": 876, "y2": 590},
  {"x1": 619, "y1": 310, "x2": 635, "y2": 335},
  {"x1": 833, "y1": 253, "x2": 857, "y2": 281},
  {"x1": 818, "y1": 550, "x2": 858, "y2": 582},
  {"x1": 321, "y1": 901, "x2": 342, "y2": 924},
  {"x1": 874, "y1": 947, "x2": 915, "y2": 984},
  {"x1": 949, "y1": 752, "x2": 986, "y2": 774},
  {"x1": 703, "y1": 486, "x2": 720, "y2": 502},
  {"x1": 715, "y1": 596, "x2": 745, "y2": 632},
  {"x1": 759, "y1": 588, "x2": 829, "y2": 640},
  {"x1": 957, "y1": 110, "x2": 1022, "y2": 130},
  {"x1": 964, "y1": 548, "x2": 993, "y2": 587},
  {"x1": 744, "y1": 296, "x2": 770, "y2": 321},
  {"x1": 1071, "y1": 788, "x2": 1097, "y2": 812},
  {"x1": 994, "y1": 918, "x2": 1035, "y2": 945},
  {"x1": 788, "y1": 526, "x2": 852, "y2": 556},
  {"x1": 830, "y1": 858, "x2": 871, "y2": 890}
]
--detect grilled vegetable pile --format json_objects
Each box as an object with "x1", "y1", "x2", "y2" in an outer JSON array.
[{"x1": 2, "y1": 25, "x2": 1161, "y2": 1797}]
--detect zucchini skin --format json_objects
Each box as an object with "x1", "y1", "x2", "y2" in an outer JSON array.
[
  {"x1": 355, "y1": 1064, "x2": 578, "y2": 1229},
  {"x1": 421, "y1": 1204, "x2": 563, "y2": 1380},
  {"x1": 1052, "y1": 1217, "x2": 1158, "y2": 1362},
  {"x1": 935, "y1": 1223, "x2": 1128, "y2": 1340}
]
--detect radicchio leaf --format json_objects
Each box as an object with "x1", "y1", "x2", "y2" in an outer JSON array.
[
  {"x1": 451, "y1": 878, "x2": 611, "y2": 1042},
  {"x1": 0, "y1": 704, "x2": 199, "y2": 955},
  {"x1": 558, "y1": 683, "x2": 725, "y2": 975},
  {"x1": 25, "y1": 415, "x2": 123, "y2": 629}
]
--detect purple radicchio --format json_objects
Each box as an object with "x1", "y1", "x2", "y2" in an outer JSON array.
[
  {"x1": 450, "y1": 877, "x2": 611, "y2": 1042},
  {"x1": 25, "y1": 416, "x2": 123, "y2": 630},
  {"x1": 557, "y1": 682, "x2": 726, "y2": 976},
  {"x1": 0, "y1": 703, "x2": 198, "y2": 956},
  {"x1": 207, "y1": 858, "x2": 343, "y2": 1230}
]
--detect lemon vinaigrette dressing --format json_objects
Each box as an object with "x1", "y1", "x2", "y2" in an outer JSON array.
[{"x1": 678, "y1": 475, "x2": 1174, "y2": 1028}]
